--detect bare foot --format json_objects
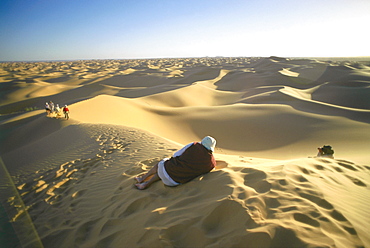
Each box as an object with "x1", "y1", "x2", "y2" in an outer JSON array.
[
  {"x1": 135, "y1": 176, "x2": 144, "y2": 183},
  {"x1": 135, "y1": 182, "x2": 149, "y2": 190}
]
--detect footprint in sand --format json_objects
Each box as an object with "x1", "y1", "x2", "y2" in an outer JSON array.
[
  {"x1": 241, "y1": 168, "x2": 271, "y2": 193},
  {"x1": 122, "y1": 167, "x2": 143, "y2": 176},
  {"x1": 336, "y1": 160, "x2": 359, "y2": 171},
  {"x1": 343, "y1": 225, "x2": 358, "y2": 235},
  {"x1": 314, "y1": 164, "x2": 325, "y2": 170},
  {"x1": 118, "y1": 197, "x2": 152, "y2": 218},
  {"x1": 293, "y1": 213, "x2": 320, "y2": 227},
  {"x1": 300, "y1": 167, "x2": 312, "y2": 175},
  {"x1": 278, "y1": 179, "x2": 287, "y2": 186},
  {"x1": 333, "y1": 166, "x2": 343, "y2": 172},
  {"x1": 329, "y1": 209, "x2": 347, "y2": 222},
  {"x1": 199, "y1": 199, "x2": 255, "y2": 236},
  {"x1": 345, "y1": 175, "x2": 366, "y2": 187},
  {"x1": 75, "y1": 219, "x2": 102, "y2": 243},
  {"x1": 298, "y1": 192, "x2": 333, "y2": 210},
  {"x1": 264, "y1": 197, "x2": 281, "y2": 208},
  {"x1": 290, "y1": 174, "x2": 309, "y2": 183},
  {"x1": 141, "y1": 158, "x2": 160, "y2": 164}
]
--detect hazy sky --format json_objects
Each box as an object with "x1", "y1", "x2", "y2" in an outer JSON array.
[{"x1": 1, "y1": 0, "x2": 369, "y2": 61}]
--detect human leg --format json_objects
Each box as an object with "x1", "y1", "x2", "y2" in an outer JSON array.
[
  {"x1": 135, "y1": 173, "x2": 160, "y2": 190},
  {"x1": 135, "y1": 163, "x2": 159, "y2": 183}
]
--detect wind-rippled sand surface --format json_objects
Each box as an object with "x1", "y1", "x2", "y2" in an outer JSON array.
[{"x1": 1, "y1": 57, "x2": 369, "y2": 247}]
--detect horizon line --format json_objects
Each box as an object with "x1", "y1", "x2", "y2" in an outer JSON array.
[{"x1": 1, "y1": 55, "x2": 370, "y2": 63}]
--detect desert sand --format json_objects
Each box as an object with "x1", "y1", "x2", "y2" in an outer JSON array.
[{"x1": 0, "y1": 56, "x2": 369, "y2": 247}]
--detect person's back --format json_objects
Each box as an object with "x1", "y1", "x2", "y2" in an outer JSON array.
[
  {"x1": 164, "y1": 142, "x2": 216, "y2": 184},
  {"x1": 55, "y1": 104, "x2": 60, "y2": 114}
]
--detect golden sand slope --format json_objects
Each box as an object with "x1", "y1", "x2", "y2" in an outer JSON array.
[
  {"x1": 3, "y1": 124, "x2": 369, "y2": 248},
  {"x1": 1, "y1": 57, "x2": 369, "y2": 247}
]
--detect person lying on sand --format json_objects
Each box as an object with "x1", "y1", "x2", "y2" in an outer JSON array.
[
  {"x1": 317, "y1": 145, "x2": 334, "y2": 159},
  {"x1": 135, "y1": 136, "x2": 217, "y2": 190}
]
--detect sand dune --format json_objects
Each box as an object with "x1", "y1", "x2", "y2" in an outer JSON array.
[{"x1": 1, "y1": 57, "x2": 369, "y2": 247}]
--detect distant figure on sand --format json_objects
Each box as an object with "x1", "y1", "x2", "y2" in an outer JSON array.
[
  {"x1": 317, "y1": 145, "x2": 334, "y2": 159},
  {"x1": 135, "y1": 136, "x2": 217, "y2": 190},
  {"x1": 49, "y1": 101, "x2": 54, "y2": 113},
  {"x1": 63, "y1": 105, "x2": 70, "y2": 120},
  {"x1": 45, "y1": 102, "x2": 51, "y2": 116},
  {"x1": 55, "y1": 104, "x2": 61, "y2": 117}
]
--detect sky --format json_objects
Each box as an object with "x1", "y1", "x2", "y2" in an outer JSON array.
[{"x1": 1, "y1": 0, "x2": 369, "y2": 61}]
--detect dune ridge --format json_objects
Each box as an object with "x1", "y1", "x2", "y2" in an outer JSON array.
[{"x1": 1, "y1": 57, "x2": 369, "y2": 247}]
